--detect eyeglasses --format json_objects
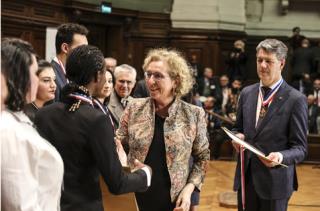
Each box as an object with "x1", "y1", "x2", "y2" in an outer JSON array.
[{"x1": 144, "y1": 71, "x2": 168, "y2": 81}]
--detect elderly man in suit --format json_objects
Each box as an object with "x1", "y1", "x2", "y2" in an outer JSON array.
[
  {"x1": 108, "y1": 64, "x2": 136, "y2": 128},
  {"x1": 232, "y1": 39, "x2": 308, "y2": 211},
  {"x1": 51, "y1": 23, "x2": 88, "y2": 101}
]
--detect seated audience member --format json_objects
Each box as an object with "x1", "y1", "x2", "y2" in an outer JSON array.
[
  {"x1": 219, "y1": 74, "x2": 231, "y2": 114},
  {"x1": 24, "y1": 59, "x2": 56, "y2": 122},
  {"x1": 1, "y1": 38, "x2": 64, "y2": 211},
  {"x1": 105, "y1": 57, "x2": 117, "y2": 72},
  {"x1": 291, "y1": 73, "x2": 312, "y2": 96},
  {"x1": 310, "y1": 78, "x2": 320, "y2": 106},
  {"x1": 225, "y1": 78, "x2": 242, "y2": 121},
  {"x1": 108, "y1": 64, "x2": 137, "y2": 128},
  {"x1": 203, "y1": 96, "x2": 224, "y2": 159},
  {"x1": 196, "y1": 67, "x2": 222, "y2": 106},
  {"x1": 307, "y1": 94, "x2": 319, "y2": 134},
  {"x1": 116, "y1": 48, "x2": 209, "y2": 211},
  {"x1": 34, "y1": 45, "x2": 151, "y2": 211}
]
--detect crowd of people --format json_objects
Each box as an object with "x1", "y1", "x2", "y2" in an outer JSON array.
[{"x1": 1, "y1": 22, "x2": 312, "y2": 211}]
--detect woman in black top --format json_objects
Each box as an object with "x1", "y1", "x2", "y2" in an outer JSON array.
[{"x1": 35, "y1": 45, "x2": 151, "y2": 211}]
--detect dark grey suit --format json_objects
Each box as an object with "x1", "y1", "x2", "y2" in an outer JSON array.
[
  {"x1": 233, "y1": 81, "x2": 308, "y2": 210},
  {"x1": 51, "y1": 60, "x2": 67, "y2": 101}
]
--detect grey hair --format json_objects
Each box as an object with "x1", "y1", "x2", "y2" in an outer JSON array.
[
  {"x1": 114, "y1": 64, "x2": 137, "y2": 80},
  {"x1": 256, "y1": 39, "x2": 288, "y2": 60}
]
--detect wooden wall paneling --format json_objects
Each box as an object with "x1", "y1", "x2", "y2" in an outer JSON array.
[
  {"x1": 32, "y1": 28, "x2": 46, "y2": 59},
  {"x1": 208, "y1": 41, "x2": 221, "y2": 76},
  {"x1": 2, "y1": 0, "x2": 67, "y2": 59},
  {"x1": 128, "y1": 38, "x2": 169, "y2": 79},
  {"x1": 83, "y1": 24, "x2": 107, "y2": 54}
]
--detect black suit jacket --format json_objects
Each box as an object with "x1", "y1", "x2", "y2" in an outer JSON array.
[
  {"x1": 233, "y1": 81, "x2": 308, "y2": 200},
  {"x1": 51, "y1": 60, "x2": 67, "y2": 101},
  {"x1": 35, "y1": 102, "x2": 148, "y2": 211}
]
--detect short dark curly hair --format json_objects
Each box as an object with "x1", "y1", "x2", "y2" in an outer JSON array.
[
  {"x1": 55, "y1": 23, "x2": 88, "y2": 54},
  {"x1": 1, "y1": 38, "x2": 36, "y2": 111},
  {"x1": 66, "y1": 45, "x2": 105, "y2": 85}
]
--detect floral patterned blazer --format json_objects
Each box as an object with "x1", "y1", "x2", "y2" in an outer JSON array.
[{"x1": 116, "y1": 97, "x2": 210, "y2": 202}]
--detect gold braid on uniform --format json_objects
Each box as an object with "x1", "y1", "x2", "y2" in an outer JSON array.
[{"x1": 69, "y1": 85, "x2": 90, "y2": 112}]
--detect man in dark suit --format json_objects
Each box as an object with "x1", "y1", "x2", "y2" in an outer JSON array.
[
  {"x1": 232, "y1": 39, "x2": 308, "y2": 211},
  {"x1": 52, "y1": 23, "x2": 89, "y2": 101}
]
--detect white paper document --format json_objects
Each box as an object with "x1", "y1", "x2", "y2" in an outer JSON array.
[{"x1": 222, "y1": 127, "x2": 288, "y2": 168}]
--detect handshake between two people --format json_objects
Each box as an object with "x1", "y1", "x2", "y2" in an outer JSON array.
[
  {"x1": 114, "y1": 139, "x2": 194, "y2": 211},
  {"x1": 231, "y1": 133, "x2": 283, "y2": 168},
  {"x1": 115, "y1": 139, "x2": 152, "y2": 174}
]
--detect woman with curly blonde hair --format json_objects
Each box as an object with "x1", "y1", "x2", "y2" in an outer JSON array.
[{"x1": 117, "y1": 48, "x2": 210, "y2": 211}]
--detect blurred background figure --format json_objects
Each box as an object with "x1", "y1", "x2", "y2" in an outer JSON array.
[
  {"x1": 291, "y1": 73, "x2": 312, "y2": 95},
  {"x1": 291, "y1": 38, "x2": 313, "y2": 79},
  {"x1": 1, "y1": 38, "x2": 64, "y2": 211},
  {"x1": 219, "y1": 74, "x2": 231, "y2": 114},
  {"x1": 225, "y1": 78, "x2": 242, "y2": 122},
  {"x1": 309, "y1": 78, "x2": 320, "y2": 134},
  {"x1": 105, "y1": 57, "x2": 117, "y2": 72},
  {"x1": 196, "y1": 67, "x2": 222, "y2": 107},
  {"x1": 225, "y1": 39, "x2": 247, "y2": 81},
  {"x1": 289, "y1": 26, "x2": 306, "y2": 51},
  {"x1": 189, "y1": 53, "x2": 204, "y2": 81},
  {"x1": 24, "y1": 59, "x2": 56, "y2": 122},
  {"x1": 311, "y1": 41, "x2": 320, "y2": 77},
  {"x1": 203, "y1": 96, "x2": 224, "y2": 159},
  {"x1": 307, "y1": 94, "x2": 319, "y2": 134},
  {"x1": 117, "y1": 48, "x2": 210, "y2": 211},
  {"x1": 310, "y1": 78, "x2": 320, "y2": 107}
]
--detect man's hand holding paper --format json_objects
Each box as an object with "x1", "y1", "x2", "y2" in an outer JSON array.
[{"x1": 259, "y1": 152, "x2": 284, "y2": 168}]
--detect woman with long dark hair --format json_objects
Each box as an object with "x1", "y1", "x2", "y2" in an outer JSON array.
[{"x1": 1, "y1": 38, "x2": 64, "y2": 211}]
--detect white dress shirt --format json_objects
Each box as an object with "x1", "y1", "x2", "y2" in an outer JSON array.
[{"x1": 1, "y1": 110, "x2": 64, "y2": 211}]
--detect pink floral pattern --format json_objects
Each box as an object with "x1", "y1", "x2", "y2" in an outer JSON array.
[{"x1": 116, "y1": 97, "x2": 210, "y2": 201}]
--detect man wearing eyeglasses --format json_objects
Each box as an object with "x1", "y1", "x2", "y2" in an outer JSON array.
[
  {"x1": 232, "y1": 39, "x2": 308, "y2": 211},
  {"x1": 108, "y1": 64, "x2": 137, "y2": 128}
]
